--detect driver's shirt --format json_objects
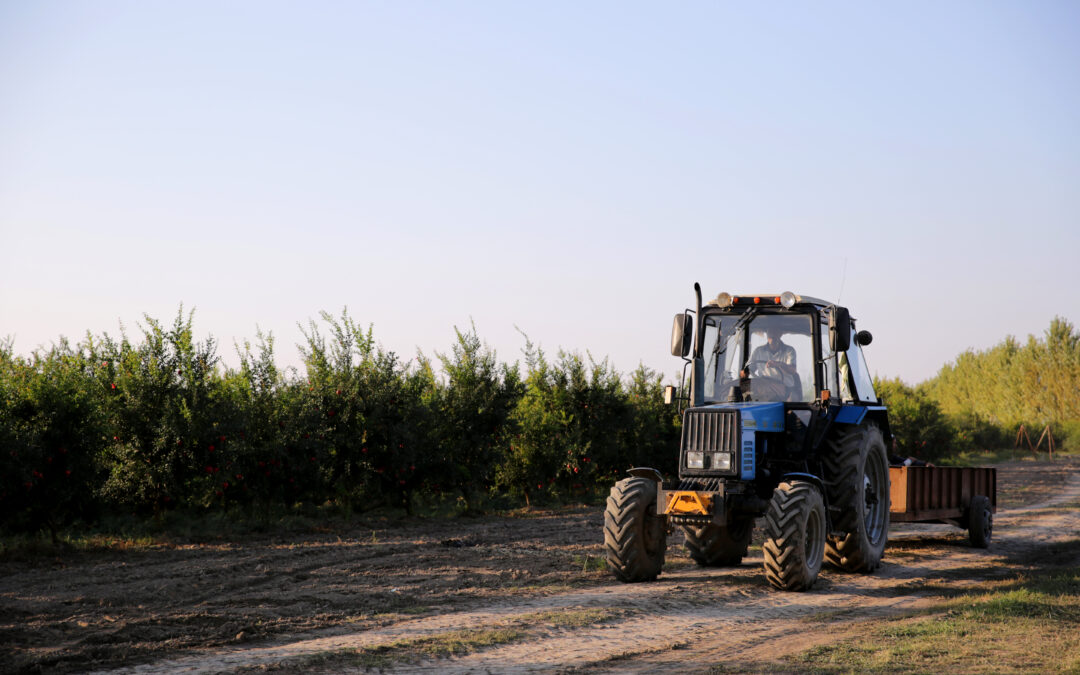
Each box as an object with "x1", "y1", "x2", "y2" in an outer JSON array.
[{"x1": 750, "y1": 341, "x2": 797, "y2": 386}]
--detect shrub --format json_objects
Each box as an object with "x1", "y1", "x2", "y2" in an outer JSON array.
[
  {"x1": 874, "y1": 377, "x2": 954, "y2": 462},
  {"x1": 97, "y1": 309, "x2": 220, "y2": 512},
  {"x1": 431, "y1": 324, "x2": 521, "y2": 511},
  {"x1": 0, "y1": 338, "x2": 108, "y2": 539}
]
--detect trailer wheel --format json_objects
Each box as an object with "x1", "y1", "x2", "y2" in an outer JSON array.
[
  {"x1": 604, "y1": 477, "x2": 666, "y2": 582},
  {"x1": 823, "y1": 423, "x2": 890, "y2": 572},
  {"x1": 763, "y1": 481, "x2": 825, "y2": 591},
  {"x1": 682, "y1": 517, "x2": 753, "y2": 567},
  {"x1": 968, "y1": 495, "x2": 992, "y2": 548}
]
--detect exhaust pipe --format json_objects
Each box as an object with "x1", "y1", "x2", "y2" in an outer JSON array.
[{"x1": 691, "y1": 282, "x2": 704, "y2": 407}]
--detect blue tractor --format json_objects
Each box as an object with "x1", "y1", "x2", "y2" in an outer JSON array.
[{"x1": 604, "y1": 284, "x2": 891, "y2": 591}]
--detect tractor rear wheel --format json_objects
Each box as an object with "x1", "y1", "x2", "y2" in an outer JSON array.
[
  {"x1": 683, "y1": 517, "x2": 753, "y2": 567},
  {"x1": 763, "y1": 480, "x2": 825, "y2": 591},
  {"x1": 968, "y1": 495, "x2": 992, "y2": 548},
  {"x1": 604, "y1": 477, "x2": 666, "y2": 582},
  {"x1": 823, "y1": 423, "x2": 890, "y2": 572}
]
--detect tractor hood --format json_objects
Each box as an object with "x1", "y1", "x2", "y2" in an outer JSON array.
[
  {"x1": 698, "y1": 401, "x2": 785, "y2": 432},
  {"x1": 682, "y1": 401, "x2": 785, "y2": 481}
]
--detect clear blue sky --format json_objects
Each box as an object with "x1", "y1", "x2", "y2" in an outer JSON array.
[{"x1": 2, "y1": 1, "x2": 1078, "y2": 384}]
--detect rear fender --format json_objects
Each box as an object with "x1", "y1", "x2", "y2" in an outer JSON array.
[{"x1": 628, "y1": 467, "x2": 664, "y2": 483}]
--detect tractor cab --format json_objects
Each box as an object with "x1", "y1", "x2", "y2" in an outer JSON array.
[
  {"x1": 671, "y1": 290, "x2": 878, "y2": 411},
  {"x1": 668, "y1": 290, "x2": 886, "y2": 486}
]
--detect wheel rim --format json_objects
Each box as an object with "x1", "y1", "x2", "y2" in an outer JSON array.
[{"x1": 863, "y1": 446, "x2": 888, "y2": 544}]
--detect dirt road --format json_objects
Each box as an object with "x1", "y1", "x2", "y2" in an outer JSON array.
[{"x1": 3, "y1": 457, "x2": 1078, "y2": 674}]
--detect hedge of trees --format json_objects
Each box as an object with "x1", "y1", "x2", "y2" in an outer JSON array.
[
  {"x1": 0, "y1": 310, "x2": 680, "y2": 537},
  {"x1": 876, "y1": 317, "x2": 1080, "y2": 462},
  {"x1": 4, "y1": 310, "x2": 1077, "y2": 537}
]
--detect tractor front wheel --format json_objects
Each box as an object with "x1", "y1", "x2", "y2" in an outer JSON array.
[
  {"x1": 763, "y1": 480, "x2": 825, "y2": 591},
  {"x1": 604, "y1": 477, "x2": 666, "y2": 582}
]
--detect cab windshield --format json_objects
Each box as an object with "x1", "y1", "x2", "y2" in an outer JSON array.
[{"x1": 700, "y1": 312, "x2": 815, "y2": 403}]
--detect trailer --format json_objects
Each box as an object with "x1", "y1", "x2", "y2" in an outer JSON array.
[{"x1": 889, "y1": 466, "x2": 997, "y2": 548}]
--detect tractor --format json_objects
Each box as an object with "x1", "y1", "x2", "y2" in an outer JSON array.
[{"x1": 603, "y1": 284, "x2": 891, "y2": 591}]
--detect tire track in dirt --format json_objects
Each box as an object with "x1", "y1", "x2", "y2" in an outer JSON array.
[{"x1": 67, "y1": 465, "x2": 1080, "y2": 674}]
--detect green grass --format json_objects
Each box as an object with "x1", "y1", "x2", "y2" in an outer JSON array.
[
  {"x1": 784, "y1": 570, "x2": 1080, "y2": 674},
  {"x1": 572, "y1": 553, "x2": 609, "y2": 573}
]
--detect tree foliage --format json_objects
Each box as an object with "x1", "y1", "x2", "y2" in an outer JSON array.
[
  {"x1": 1, "y1": 309, "x2": 683, "y2": 535},
  {"x1": 925, "y1": 317, "x2": 1080, "y2": 434}
]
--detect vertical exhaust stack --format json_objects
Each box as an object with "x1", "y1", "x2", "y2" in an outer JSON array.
[
  {"x1": 691, "y1": 282, "x2": 704, "y2": 407},
  {"x1": 693, "y1": 283, "x2": 703, "y2": 356}
]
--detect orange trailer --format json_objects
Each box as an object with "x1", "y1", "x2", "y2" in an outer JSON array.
[{"x1": 889, "y1": 465, "x2": 996, "y2": 547}]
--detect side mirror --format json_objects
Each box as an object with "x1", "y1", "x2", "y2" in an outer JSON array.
[
  {"x1": 671, "y1": 313, "x2": 693, "y2": 357},
  {"x1": 855, "y1": 330, "x2": 873, "y2": 346},
  {"x1": 829, "y1": 306, "x2": 851, "y2": 353},
  {"x1": 663, "y1": 385, "x2": 676, "y2": 405}
]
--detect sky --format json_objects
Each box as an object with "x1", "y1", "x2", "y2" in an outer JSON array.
[{"x1": 1, "y1": 1, "x2": 1078, "y2": 385}]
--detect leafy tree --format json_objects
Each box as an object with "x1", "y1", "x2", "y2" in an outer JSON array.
[
  {"x1": 299, "y1": 310, "x2": 433, "y2": 514},
  {"x1": 431, "y1": 324, "x2": 521, "y2": 511},
  {"x1": 98, "y1": 308, "x2": 221, "y2": 512},
  {"x1": 0, "y1": 338, "x2": 108, "y2": 539},
  {"x1": 622, "y1": 364, "x2": 680, "y2": 477},
  {"x1": 874, "y1": 377, "x2": 953, "y2": 461},
  {"x1": 499, "y1": 341, "x2": 570, "y2": 504}
]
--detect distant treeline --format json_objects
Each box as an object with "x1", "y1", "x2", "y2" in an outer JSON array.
[
  {"x1": 876, "y1": 317, "x2": 1080, "y2": 461},
  {"x1": 0, "y1": 310, "x2": 679, "y2": 538}
]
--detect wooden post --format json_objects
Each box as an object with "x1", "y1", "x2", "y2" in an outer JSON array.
[{"x1": 1015, "y1": 424, "x2": 1037, "y2": 457}]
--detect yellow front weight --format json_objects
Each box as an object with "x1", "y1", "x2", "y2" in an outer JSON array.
[{"x1": 663, "y1": 490, "x2": 713, "y2": 516}]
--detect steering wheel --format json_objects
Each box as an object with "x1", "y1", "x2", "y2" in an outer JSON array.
[{"x1": 747, "y1": 359, "x2": 782, "y2": 381}]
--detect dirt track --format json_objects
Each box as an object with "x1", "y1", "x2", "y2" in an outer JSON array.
[{"x1": 3, "y1": 457, "x2": 1079, "y2": 674}]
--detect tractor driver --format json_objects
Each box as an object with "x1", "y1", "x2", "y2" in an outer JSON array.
[{"x1": 740, "y1": 326, "x2": 798, "y2": 400}]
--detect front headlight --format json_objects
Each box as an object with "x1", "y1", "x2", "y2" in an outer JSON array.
[
  {"x1": 710, "y1": 452, "x2": 732, "y2": 471},
  {"x1": 686, "y1": 451, "x2": 704, "y2": 469}
]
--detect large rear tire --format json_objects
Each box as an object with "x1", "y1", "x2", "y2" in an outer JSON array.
[
  {"x1": 604, "y1": 477, "x2": 666, "y2": 582},
  {"x1": 682, "y1": 516, "x2": 753, "y2": 567},
  {"x1": 823, "y1": 423, "x2": 890, "y2": 572},
  {"x1": 763, "y1": 481, "x2": 825, "y2": 591}
]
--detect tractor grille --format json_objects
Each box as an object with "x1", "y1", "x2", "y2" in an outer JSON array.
[
  {"x1": 682, "y1": 410, "x2": 739, "y2": 454},
  {"x1": 680, "y1": 409, "x2": 739, "y2": 476}
]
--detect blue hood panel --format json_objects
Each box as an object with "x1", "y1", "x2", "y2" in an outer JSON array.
[
  {"x1": 701, "y1": 402, "x2": 786, "y2": 432},
  {"x1": 699, "y1": 402, "x2": 785, "y2": 480}
]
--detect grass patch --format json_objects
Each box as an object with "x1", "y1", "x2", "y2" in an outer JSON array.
[
  {"x1": 572, "y1": 553, "x2": 608, "y2": 573},
  {"x1": 785, "y1": 570, "x2": 1080, "y2": 673}
]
